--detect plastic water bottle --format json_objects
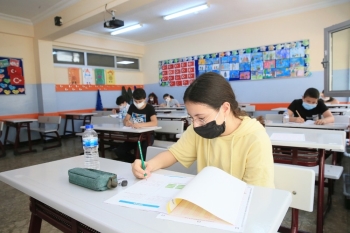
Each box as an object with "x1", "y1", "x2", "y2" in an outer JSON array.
[
  {"x1": 82, "y1": 125, "x2": 100, "y2": 170},
  {"x1": 282, "y1": 111, "x2": 289, "y2": 123}
]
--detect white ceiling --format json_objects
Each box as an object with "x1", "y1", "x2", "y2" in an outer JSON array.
[{"x1": 0, "y1": 0, "x2": 348, "y2": 44}]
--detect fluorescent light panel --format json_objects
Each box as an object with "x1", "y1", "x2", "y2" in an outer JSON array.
[
  {"x1": 110, "y1": 24, "x2": 143, "y2": 35},
  {"x1": 117, "y1": 61, "x2": 134, "y2": 64},
  {"x1": 163, "y1": 3, "x2": 209, "y2": 20}
]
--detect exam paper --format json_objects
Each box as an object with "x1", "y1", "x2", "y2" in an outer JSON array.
[
  {"x1": 104, "y1": 174, "x2": 193, "y2": 212},
  {"x1": 270, "y1": 133, "x2": 305, "y2": 141}
]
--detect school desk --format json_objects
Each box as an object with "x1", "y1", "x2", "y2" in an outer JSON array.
[
  {"x1": 265, "y1": 126, "x2": 345, "y2": 233},
  {"x1": 271, "y1": 107, "x2": 350, "y2": 115},
  {"x1": 0, "y1": 156, "x2": 292, "y2": 233},
  {"x1": 86, "y1": 124, "x2": 161, "y2": 159},
  {"x1": 61, "y1": 112, "x2": 97, "y2": 136},
  {"x1": 2, "y1": 118, "x2": 38, "y2": 155}
]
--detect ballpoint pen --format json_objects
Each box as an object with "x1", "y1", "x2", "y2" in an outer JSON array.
[{"x1": 138, "y1": 141, "x2": 147, "y2": 178}]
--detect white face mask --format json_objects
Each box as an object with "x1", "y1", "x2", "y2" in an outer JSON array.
[
  {"x1": 165, "y1": 98, "x2": 170, "y2": 102},
  {"x1": 150, "y1": 98, "x2": 154, "y2": 101},
  {"x1": 134, "y1": 101, "x2": 144, "y2": 109}
]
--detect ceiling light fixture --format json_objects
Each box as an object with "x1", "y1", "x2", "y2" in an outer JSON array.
[
  {"x1": 110, "y1": 24, "x2": 143, "y2": 35},
  {"x1": 117, "y1": 61, "x2": 134, "y2": 64},
  {"x1": 163, "y1": 3, "x2": 209, "y2": 20}
]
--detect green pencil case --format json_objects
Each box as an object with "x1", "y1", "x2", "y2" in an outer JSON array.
[{"x1": 68, "y1": 167, "x2": 117, "y2": 191}]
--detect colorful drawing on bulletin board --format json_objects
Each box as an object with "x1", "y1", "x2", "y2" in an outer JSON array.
[
  {"x1": 158, "y1": 39, "x2": 310, "y2": 86},
  {"x1": 68, "y1": 68, "x2": 80, "y2": 85},
  {"x1": 82, "y1": 68, "x2": 93, "y2": 84},
  {"x1": 105, "y1": 69, "x2": 116, "y2": 85},
  {"x1": 0, "y1": 57, "x2": 25, "y2": 95},
  {"x1": 94, "y1": 69, "x2": 105, "y2": 85}
]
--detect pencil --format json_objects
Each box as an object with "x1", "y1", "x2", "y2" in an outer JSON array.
[
  {"x1": 296, "y1": 110, "x2": 301, "y2": 118},
  {"x1": 137, "y1": 141, "x2": 147, "y2": 178}
]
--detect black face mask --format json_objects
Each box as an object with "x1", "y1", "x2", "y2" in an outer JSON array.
[{"x1": 194, "y1": 120, "x2": 226, "y2": 139}]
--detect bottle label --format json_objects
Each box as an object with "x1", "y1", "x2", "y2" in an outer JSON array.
[{"x1": 83, "y1": 138, "x2": 98, "y2": 147}]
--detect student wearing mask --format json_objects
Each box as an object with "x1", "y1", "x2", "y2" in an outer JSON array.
[
  {"x1": 112, "y1": 96, "x2": 130, "y2": 115},
  {"x1": 147, "y1": 92, "x2": 159, "y2": 105},
  {"x1": 160, "y1": 93, "x2": 181, "y2": 107},
  {"x1": 320, "y1": 90, "x2": 339, "y2": 104},
  {"x1": 131, "y1": 72, "x2": 274, "y2": 188},
  {"x1": 115, "y1": 88, "x2": 157, "y2": 162},
  {"x1": 287, "y1": 87, "x2": 334, "y2": 125}
]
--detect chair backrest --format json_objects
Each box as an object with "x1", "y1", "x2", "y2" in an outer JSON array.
[
  {"x1": 274, "y1": 163, "x2": 315, "y2": 212},
  {"x1": 155, "y1": 120, "x2": 184, "y2": 134},
  {"x1": 93, "y1": 111, "x2": 114, "y2": 116},
  {"x1": 265, "y1": 114, "x2": 283, "y2": 123},
  {"x1": 0, "y1": 121, "x2": 3, "y2": 132},
  {"x1": 146, "y1": 146, "x2": 197, "y2": 175},
  {"x1": 91, "y1": 116, "x2": 120, "y2": 125},
  {"x1": 37, "y1": 116, "x2": 61, "y2": 130},
  {"x1": 333, "y1": 115, "x2": 350, "y2": 124}
]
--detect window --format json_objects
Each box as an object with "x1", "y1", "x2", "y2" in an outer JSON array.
[
  {"x1": 116, "y1": 56, "x2": 139, "y2": 70},
  {"x1": 87, "y1": 53, "x2": 115, "y2": 67},
  {"x1": 53, "y1": 49, "x2": 85, "y2": 65},
  {"x1": 323, "y1": 20, "x2": 350, "y2": 97}
]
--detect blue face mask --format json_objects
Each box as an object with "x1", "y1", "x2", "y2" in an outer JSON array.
[{"x1": 302, "y1": 102, "x2": 317, "y2": 110}]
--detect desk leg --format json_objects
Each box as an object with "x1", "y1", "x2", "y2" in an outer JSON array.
[
  {"x1": 316, "y1": 149, "x2": 325, "y2": 233},
  {"x1": 63, "y1": 116, "x2": 68, "y2": 136},
  {"x1": 71, "y1": 116, "x2": 75, "y2": 135},
  {"x1": 13, "y1": 123, "x2": 21, "y2": 155},
  {"x1": 29, "y1": 198, "x2": 42, "y2": 233},
  {"x1": 99, "y1": 133, "x2": 105, "y2": 158}
]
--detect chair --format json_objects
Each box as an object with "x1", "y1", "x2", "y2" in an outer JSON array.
[
  {"x1": 146, "y1": 146, "x2": 197, "y2": 175},
  {"x1": 0, "y1": 121, "x2": 5, "y2": 157},
  {"x1": 274, "y1": 163, "x2": 315, "y2": 233},
  {"x1": 93, "y1": 111, "x2": 114, "y2": 117},
  {"x1": 154, "y1": 120, "x2": 184, "y2": 142},
  {"x1": 30, "y1": 116, "x2": 62, "y2": 150},
  {"x1": 91, "y1": 116, "x2": 121, "y2": 125},
  {"x1": 265, "y1": 114, "x2": 283, "y2": 123}
]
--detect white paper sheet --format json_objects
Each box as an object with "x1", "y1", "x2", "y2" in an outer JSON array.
[
  {"x1": 270, "y1": 133, "x2": 305, "y2": 141},
  {"x1": 105, "y1": 174, "x2": 193, "y2": 212}
]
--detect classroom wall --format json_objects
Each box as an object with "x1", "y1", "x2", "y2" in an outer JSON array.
[{"x1": 143, "y1": 2, "x2": 350, "y2": 109}]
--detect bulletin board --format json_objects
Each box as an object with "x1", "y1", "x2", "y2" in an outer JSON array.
[
  {"x1": 158, "y1": 39, "x2": 310, "y2": 87},
  {"x1": 0, "y1": 57, "x2": 25, "y2": 95}
]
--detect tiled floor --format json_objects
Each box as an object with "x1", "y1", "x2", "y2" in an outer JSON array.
[{"x1": 0, "y1": 137, "x2": 349, "y2": 232}]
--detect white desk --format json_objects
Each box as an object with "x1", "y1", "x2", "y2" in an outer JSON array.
[
  {"x1": 155, "y1": 107, "x2": 185, "y2": 111},
  {"x1": 271, "y1": 107, "x2": 350, "y2": 115},
  {"x1": 265, "y1": 127, "x2": 345, "y2": 233},
  {"x1": 2, "y1": 118, "x2": 38, "y2": 155},
  {"x1": 91, "y1": 124, "x2": 161, "y2": 159},
  {"x1": 271, "y1": 107, "x2": 287, "y2": 112},
  {"x1": 156, "y1": 113, "x2": 189, "y2": 119},
  {"x1": 0, "y1": 156, "x2": 292, "y2": 233},
  {"x1": 265, "y1": 121, "x2": 349, "y2": 130},
  {"x1": 325, "y1": 104, "x2": 350, "y2": 108},
  {"x1": 155, "y1": 109, "x2": 178, "y2": 112}
]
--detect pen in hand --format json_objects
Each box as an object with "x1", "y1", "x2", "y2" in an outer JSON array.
[{"x1": 137, "y1": 141, "x2": 147, "y2": 178}]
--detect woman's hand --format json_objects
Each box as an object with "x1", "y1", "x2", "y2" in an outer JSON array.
[{"x1": 132, "y1": 159, "x2": 152, "y2": 179}]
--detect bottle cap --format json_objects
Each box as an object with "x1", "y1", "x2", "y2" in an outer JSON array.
[{"x1": 85, "y1": 124, "x2": 93, "y2": 129}]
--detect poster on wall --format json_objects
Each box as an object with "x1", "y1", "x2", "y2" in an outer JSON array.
[
  {"x1": 158, "y1": 39, "x2": 310, "y2": 87},
  {"x1": 68, "y1": 68, "x2": 81, "y2": 85},
  {"x1": 0, "y1": 56, "x2": 25, "y2": 95},
  {"x1": 94, "y1": 68, "x2": 105, "y2": 85},
  {"x1": 82, "y1": 68, "x2": 93, "y2": 84},
  {"x1": 105, "y1": 69, "x2": 116, "y2": 85}
]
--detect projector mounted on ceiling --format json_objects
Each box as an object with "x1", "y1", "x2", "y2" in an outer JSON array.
[{"x1": 104, "y1": 10, "x2": 124, "y2": 29}]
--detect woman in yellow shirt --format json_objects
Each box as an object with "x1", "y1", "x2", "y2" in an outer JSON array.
[{"x1": 132, "y1": 72, "x2": 274, "y2": 188}]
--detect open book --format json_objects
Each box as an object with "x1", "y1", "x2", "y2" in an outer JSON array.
[{"x1": 163, "y1": 166, "x2": 252, "y2": 228}]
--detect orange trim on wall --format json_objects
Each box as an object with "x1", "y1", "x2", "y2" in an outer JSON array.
[
  {"x1": 0, "y1": 113, "x2": 39, "y2": 120},
  {"x1": 250, "y1": 103, "x2": 290, "y2": 111},
  {"x1": 55, "y1": 84, "x2": 144, "y2": 92}
]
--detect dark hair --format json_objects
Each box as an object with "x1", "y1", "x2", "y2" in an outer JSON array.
[
  {"x1": 116, "y1": 96, "x2": 126, "y2": 105},
  {"x1": 148, "y1": 92, "x2": 157, "y2": 98},
  {"x1": 133, "y1": 88, "x2": 146, "y2": 100},
  {"x1": 321, "y1": 90, "x2": 335, "y2": 102},
  {"x1": 170, "y1": 95, "x2": 174, "y2": 99},
  {"x1": 148, "y1": 92, "x2": 159, "y2": 104},
  {"x1": 303, "y1": 88, "x2": 319, "y2": 99},
  {"x1": 183, "y1": 72, "x2": 246, "y2": 117},
  {"x1": 163, "y1": 93, "x2": 170, "y2": 98}
]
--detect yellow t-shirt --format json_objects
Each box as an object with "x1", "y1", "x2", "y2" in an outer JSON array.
[{"x1": 168, "y1": 116, "x2": 274, "y2": 188}]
